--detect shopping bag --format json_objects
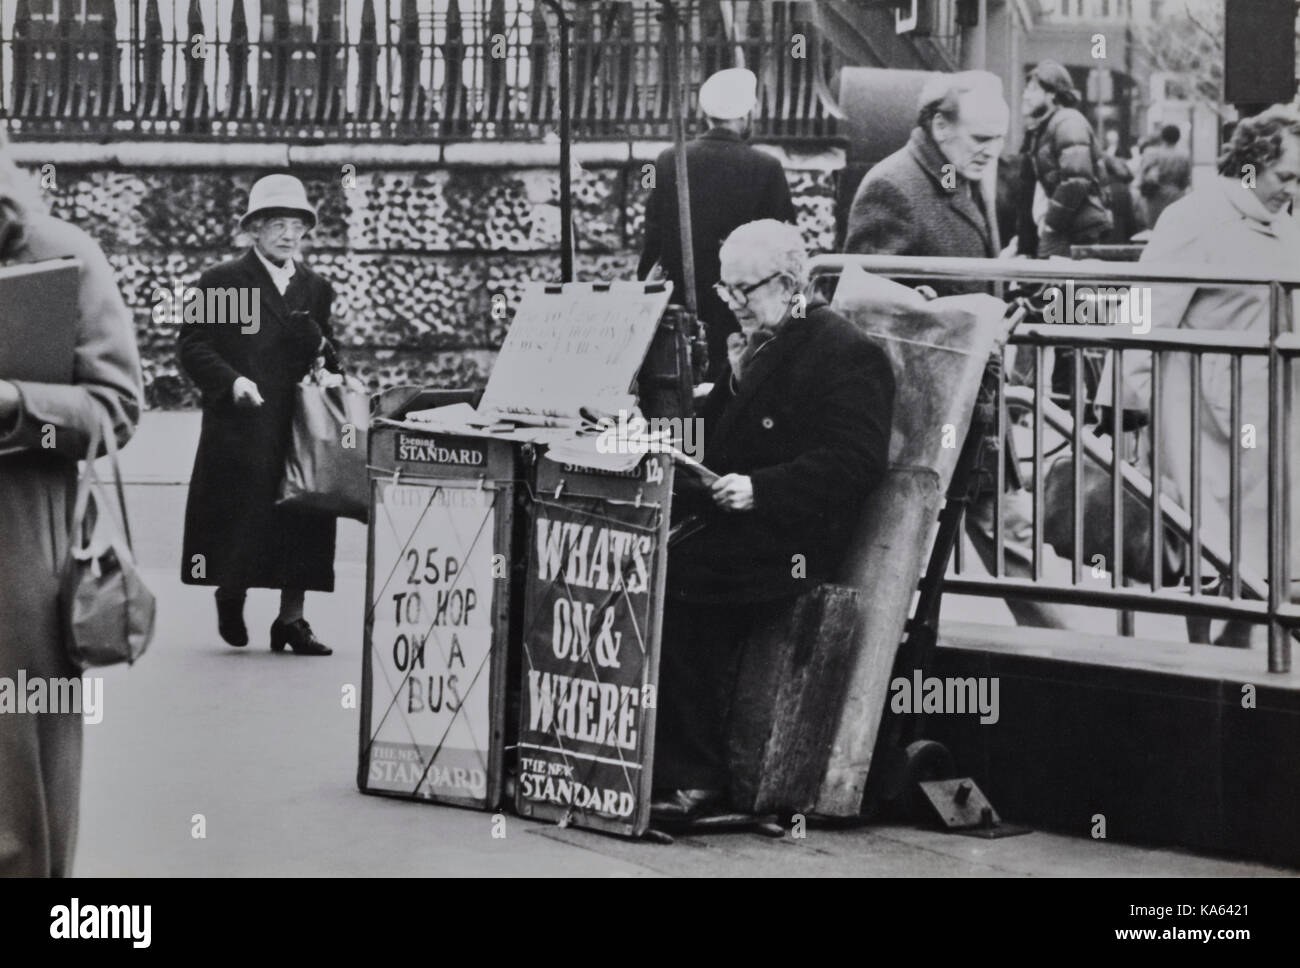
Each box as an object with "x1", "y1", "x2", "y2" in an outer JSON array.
[
  {"x1": 1043, "y1": 442, "x2": 1185, "y2": 585},
  {"x1": 60, "y1": 410, "x2": 156, "y2": 670},
  {"x1": 277, "y1": 371, "x2": 370, "y2": 522}
]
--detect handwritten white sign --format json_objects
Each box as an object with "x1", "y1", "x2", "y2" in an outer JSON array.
[{"x1": 479, "y1": 282, "x2": 672, "y2": 420}]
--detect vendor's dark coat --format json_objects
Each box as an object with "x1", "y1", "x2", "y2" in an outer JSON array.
[
  {"x1": 178, "y1": 249, "x2": 339, "y2": 591},
  {"x1": 668, "y1": 301, "x2": 894, "y2": 603}
]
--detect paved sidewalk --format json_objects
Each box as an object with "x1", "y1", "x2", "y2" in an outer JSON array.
[{"x1": 69, "y1": 413, "x2": 1291, "y2": 876}]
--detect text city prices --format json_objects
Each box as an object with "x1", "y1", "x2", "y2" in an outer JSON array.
[
  {"x1": 367, "y1": 482, "x2": 497, "y2": 801},
  {"x1": 519, "y1": 506, "x2": 658, "y2": 822}
]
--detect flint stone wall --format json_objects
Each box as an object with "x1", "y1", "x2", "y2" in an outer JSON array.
[{"x1": 20, "y1": 146, "x2": 841, "y2": 408}]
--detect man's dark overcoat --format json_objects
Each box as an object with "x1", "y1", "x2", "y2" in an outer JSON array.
[
  {"x1": 668, "y1": 301, "x2": 895, "y2": 604},
  {"x1": 638, "y1": 127, "x2": 796, "y2": 379},
  {"x1": 178, "y1": 249, "x2": 339, "y2": 591}
]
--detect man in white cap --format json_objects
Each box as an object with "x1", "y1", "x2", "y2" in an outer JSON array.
[
  {"x1": 178, "y1": 172, "x2": 341, "y2": 657},
  {"x1": 638, "y1": 67, "x2": 796, "y2": 382}
]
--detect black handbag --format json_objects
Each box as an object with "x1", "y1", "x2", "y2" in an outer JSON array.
[
  {"x1": 276, "y1": 367, "x2": 370, "y2": 522},
  {"x1": 60, "y1": 411, "x2": 156, "y2": 669},
  {"x1": 1043, "y1": 441, "x2": 1185, "y2": 585}
]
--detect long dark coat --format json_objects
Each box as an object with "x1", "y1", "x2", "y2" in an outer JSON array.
[
  {"x1": 637, "y1": 127, "x2": 797, "y2": 381},
  {"x1": 667, "y1": 302, "x2": 894, "y2": 604},
  {"x1": 178, "y1": 249, "x2": 338, "y2": 592},
  {"x1": 0, "y1": 200, "x2": 143, "y2": 875}
]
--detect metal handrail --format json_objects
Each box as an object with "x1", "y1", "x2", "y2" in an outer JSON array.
[
  {"x1": 810, "y1": 253, "x2": 1300, "y2": 288},
  {"x1": 810, "y1": 253, "x2": 1296, "y2": 674}
]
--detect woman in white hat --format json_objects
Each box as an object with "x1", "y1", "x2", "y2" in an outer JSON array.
[{"x1": 177, "y1": 173, "x2": 341, "y2": 655}]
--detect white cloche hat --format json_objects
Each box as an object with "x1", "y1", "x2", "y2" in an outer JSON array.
[{"x1": 240, "y1": 173, "x2": 317, "y2": 230}]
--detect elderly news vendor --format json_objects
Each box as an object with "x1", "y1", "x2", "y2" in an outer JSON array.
[{"x1": 652, "y1": 219, "x2": 895, "y2": 820}]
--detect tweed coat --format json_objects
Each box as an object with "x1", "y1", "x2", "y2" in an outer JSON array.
[
  {"x1": 843, "y1": 127, "x2": 1020, "y2": 490},
  {"x1": 845, "y1": 127, "x2": 1000, "y2": 296}
]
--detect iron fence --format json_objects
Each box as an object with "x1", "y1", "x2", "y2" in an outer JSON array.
[{"x1": 0, "y1": 0, "x2": 842, "y2": 141}]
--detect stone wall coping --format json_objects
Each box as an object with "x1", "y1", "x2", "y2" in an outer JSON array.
[
  {"x1": 9, "y1": 140, "x2": 845, "y2": 172},
  {"x1": 939, "y1": 620, "x2": 1300, "y2": 686}
]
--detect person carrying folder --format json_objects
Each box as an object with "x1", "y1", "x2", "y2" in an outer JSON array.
[{"x1": 0, "y1": 128, "x2": 144, "y2": 876}]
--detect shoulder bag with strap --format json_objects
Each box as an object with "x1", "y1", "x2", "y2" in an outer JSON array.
[{"x1": 60, "y1": 409, "x2": 156, "y2": 670}]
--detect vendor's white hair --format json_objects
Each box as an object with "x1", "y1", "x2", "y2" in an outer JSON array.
[{"x1": 720, "y1": 218, "x2": 807, "y2": 283}]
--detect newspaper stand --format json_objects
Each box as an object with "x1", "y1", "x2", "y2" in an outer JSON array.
[
  {"x1": 514, "y1": 450, "x2": 673, "y2": 838},
  {"x1": 358, "y1": 388, "x2": 520, "y2": 810}
]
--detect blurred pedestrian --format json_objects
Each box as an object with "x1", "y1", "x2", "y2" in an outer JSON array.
[
  {"x1": 178, "y1": 174, "x2": 341, "y2": 656},
  {"x1": 1138, "y1": 124, "x2": 1192, "y2": 229},
  {"x1": 1100, "y1": 105, "x2": 1300, "y2": 647},
  {"x1": 1016, "y1": 61, "x2": 1112, "y2": 258},
  {"x1": 1102, "y1": 149, "x2": 1146, "y2": 244},
  {"x1": 0, "y1": 128, "x2": 143, "y2": 875},
  {"x1": 638, "y1": 68, "x2": 796, "y2": 383}
]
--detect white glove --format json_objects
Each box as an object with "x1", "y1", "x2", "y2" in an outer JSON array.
[{"x1": 232, "y1": 376, "x2": 264, "y2": 408}]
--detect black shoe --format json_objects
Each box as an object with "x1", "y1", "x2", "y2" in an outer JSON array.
[
  {"x1": 270, "y1": 617, "x2": 333, "y2": 656},
  {"x1": 650, "y1": 788, "x2": 725, "y2": 821},
  {"x1": 216, "y1": 592, "x2": 248, "y2": 648}
]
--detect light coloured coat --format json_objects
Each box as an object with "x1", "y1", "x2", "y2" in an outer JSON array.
[
  {"x1": 0, "y1": 201, "x2": 142, "y2": 875},
  {"x1": 1103, "y1": 177, "x2": 1300, "y2": 586}
]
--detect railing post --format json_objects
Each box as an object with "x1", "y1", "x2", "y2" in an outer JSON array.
[
  {"x1": 438, "y1": 0, "x2": 465, "y2": 134},
  {"x1": 541, "y1": 0, "x2": 573, "y2": 284},
  {"x1": 140, "y1": 0, "x2": 165, "y2": 119},
  {"x1": 227, "y1": 0, "x2": 252, "y2": 121},
  {"x1": 355, "y1": 0, "x2": 379, "y2": 124},
  {"x1": 1268, "y1": 281, "x2": 1291, "y2": 673},
  {"x1": 181, "y1": 0, "x2": 208, "y2": 132}
]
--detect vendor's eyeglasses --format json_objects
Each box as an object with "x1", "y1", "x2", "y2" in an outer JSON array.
[{"x1": 714, "y1": 271, "x2": 787, "y2": 309}]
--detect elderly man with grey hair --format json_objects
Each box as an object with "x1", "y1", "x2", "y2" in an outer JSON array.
[
  {"x1": 846, "y1": 70, "x2": 1008, "y2": 289},
  {"x1": 651, "y1": 218, "x2": 895, "y2": 820},
  {"x1": 845, "y1": 72, "x2": 1078, "y2": 631}
]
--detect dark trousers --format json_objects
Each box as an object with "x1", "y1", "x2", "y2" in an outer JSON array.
[{"x1": 653, "y1": 596, "x2": 794, "y2": 792}]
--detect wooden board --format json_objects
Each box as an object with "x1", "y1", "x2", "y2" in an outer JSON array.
[
  {"x1": 727, "y1": 584, "x2": 865, "y2": 815},
  {"x1": 515, "y1": 453, "x2": 673, "y2": 838},
  {"x1": 817, "y1": 467, "x2": 944, "y2": 814},
  {"x1": 357, "y1": 428, "x2": 517, "y2": 810}
]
